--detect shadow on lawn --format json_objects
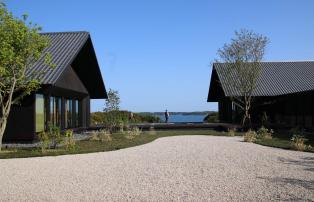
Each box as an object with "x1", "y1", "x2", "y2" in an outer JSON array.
[{"x1": 277, "y1": 156, "x2": 314, "y2": 172}]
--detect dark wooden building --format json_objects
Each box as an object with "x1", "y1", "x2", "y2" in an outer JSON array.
[
  {"x1": 207, "y1": 61, "x2": 314, "y2": 128},
  {"x1": 4, "y1": 31, "x2": 107, "y2": 142}
]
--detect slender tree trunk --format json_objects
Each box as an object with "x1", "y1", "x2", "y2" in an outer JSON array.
[
  {"x1": 242, "y1": 102, "x2": 252, "y2": 129},
  {"x1": 0, "y1": 117, "x2": 8, "y2": 151}
]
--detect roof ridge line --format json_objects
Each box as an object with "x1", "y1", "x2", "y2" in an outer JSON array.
[{"x1": 40, "y1": 31, "x2": 90, "y2": 35}]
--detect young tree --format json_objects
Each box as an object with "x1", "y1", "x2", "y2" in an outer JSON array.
[
  {"x1": 103, "y1": 88, "x2": 121, "y2": 132},
  {"x1": 0, "y1": 3, "x2": 51, "y2": 150},
  {"x1": 104, "y1": 88, "x2": 120, "y2": 112},
  {"x1": 217, "y1": 29, "x2": 269, "y2": 127}
]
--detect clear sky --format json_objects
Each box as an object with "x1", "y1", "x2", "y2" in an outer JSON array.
[{"x1": 5, "y1": 0, "x2": 314, "y2": 112}]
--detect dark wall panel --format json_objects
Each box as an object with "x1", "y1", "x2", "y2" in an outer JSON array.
[{"x1": 3, "y1": 94, "x2": 35, "y2": 142}]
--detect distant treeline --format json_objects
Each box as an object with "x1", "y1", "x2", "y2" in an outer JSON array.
[
  {"x1": 91, "y1": 111, "x2": 161, "y2": 126},
  {"x1": 139, "y1": 111, "x2": 216, "y2": 116}
]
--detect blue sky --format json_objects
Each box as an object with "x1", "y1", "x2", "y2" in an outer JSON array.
[{"x1": 6, "y1": 0, "x2": 314, "y2": 112}]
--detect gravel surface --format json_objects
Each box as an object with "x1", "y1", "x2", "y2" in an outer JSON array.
[{"x1": 0, "y1": 136, "x2": 313, "y2": 201}]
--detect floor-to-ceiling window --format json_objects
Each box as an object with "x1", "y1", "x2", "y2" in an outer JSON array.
[
  {"x1": 74, "y1": 99, "x2": 81, "y2": 127},
  {"x1": 65, "y1": 99, "x2": 73, "y2": 128},
  {"x1": 55, "y1": 97, "x2": 62, "y2": 127},
  {"x1": 35, "y1": 94, "x2": 45, "y2": 132},
  {"x1": 50, "y1": 96, "x2": 55, "y2": 126}
]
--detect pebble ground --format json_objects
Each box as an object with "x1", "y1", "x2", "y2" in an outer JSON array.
[{"x1": 0, "y1": 136, "x2": 313, "y2": 201}]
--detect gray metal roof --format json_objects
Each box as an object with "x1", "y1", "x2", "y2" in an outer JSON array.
[
  {"x1": 26, "y1": 31, "x2": 90, "y2": 84},
  {"x1": 213, "y1": 61, "x2": 314, "y2": 97}
]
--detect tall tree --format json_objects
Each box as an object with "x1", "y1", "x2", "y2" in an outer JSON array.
[
  {"x1": 104, "y1": 88, "x2": 120, "y2": 112},
  {"x1": 217, "y1": 29, "x2": 269, "y2": 126},
  {"x1": 0, "y1": 3, "x2": 51, "y2": 150}
]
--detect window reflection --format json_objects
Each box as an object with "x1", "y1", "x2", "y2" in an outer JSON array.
[{"x1": 35, "y1": 94, "x2": 45, "y2": 132}]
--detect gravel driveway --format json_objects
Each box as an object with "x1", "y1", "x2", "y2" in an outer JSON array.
[{"x1": 0, "y1": 136, "x2": 313, "y2": 201}]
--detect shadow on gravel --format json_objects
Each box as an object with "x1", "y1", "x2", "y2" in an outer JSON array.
[
  {"x1": 258, "y1": 176, "x2": 314, "y2": 190},
  {"x1": 277, "y1": 157, "x2": 314, "y2": 172}
]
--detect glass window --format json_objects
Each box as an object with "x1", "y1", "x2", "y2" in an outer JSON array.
[
  {"x1": 50, "y1": 96, "x2": 55, "y2": 125},
  {"x1": 75, "y1": 99, "x2": 79, "y2": 127},
  {"x1": 66, "y1": 99, "x2": 73, "y2": 128},
  {"x1": 35, "y1": 94, "x2": 45, "y2": 132},
  {"x1": 55, "y1": 97, "x2": 62, "y2": 127}
]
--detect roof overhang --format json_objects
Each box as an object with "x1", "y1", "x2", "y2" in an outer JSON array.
[
  {"x1": 71, "y1": 36, "x2": 107, "y2": 99},
  {"x1": 207, "y1": 65, "x2": 225, "y2": 102}
]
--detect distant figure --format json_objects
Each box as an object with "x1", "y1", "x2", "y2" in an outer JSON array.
[{"x1": 165, "y1": 110, "x2": 170, "y2": 123}]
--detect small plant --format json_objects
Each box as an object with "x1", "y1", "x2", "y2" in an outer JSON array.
[
  {"x1": 89, "y1": 131, "x2": 100, "y2": 141},
  {"x1": 257, "y1": 126, "x2": 273, "y2": 140},
  {"x1": 47, "y1": 124, "x2": 62, "y2": 149},
  {"x1": 291, "y1": 134, "x2": 307, "y2": 151},
  {"x1": 64, "y1": 129, "x2": 76, "y2": 151},
  {"x1": 244, "y1": 130, "x2": 257, "y2": 143},
  {"x1": 37, "y1": 131, "x2": 49, "y2": 153},
  {"x1": 119, "y1": 121, "x2": 124, "y2": 132},
  {"x1": 227, "y1": 128, "x2": 236, "y2": 136},
  {"x1": 89, "y1": 130, "x2": 112, "y2": 142},
  {"x1": 98, "y1": 129, "x2": 112, "y2": 142},
  {"x1": 125, "y1": 127, "x2": 141, "y2": 139}
]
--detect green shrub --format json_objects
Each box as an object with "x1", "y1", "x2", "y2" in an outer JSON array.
[
  {"x1": 64, "y1": 129, "x2": 76, "y2": 151},
  {"x1": 47, "y1": 124, "x2": 63, "y2": 149},
  {"x1": 244, "y1": 130, "x2": 257, "y2": 143},
  {"x1": 203, "y1": 112, "x2": 219, "y2": 123},
  {"x1": 227, "y1": 128, "x2": 236, "y2": 136},
  {"x1": 291, "y1": 134, "x2": 307, "y2": 151},
  {"x1": 91, "y1": 111, "x2": 161, "y2": 126},
  {"x1": 37, "y1": 131, "x2": 49, "y2": 153},
  {"x1": 125, "y1": 127, "x2": 142, "y2": 139},
  {"x1": 257, "y1": 126, "x2": 273, "y2": 140}
]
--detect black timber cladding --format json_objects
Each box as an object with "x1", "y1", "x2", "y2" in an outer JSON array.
[
  {"x1": 208, "y1": 61, "x2": 314, "y2": 101},
  {"x1": 26, "y1": 31, "x2": 107, "y2": 99}
]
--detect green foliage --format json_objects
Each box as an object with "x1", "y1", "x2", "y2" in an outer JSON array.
[
  {"x1": 63, "y1": 129, "x2": 76, "y2": 151},
  {"x1": 0, "y1": 3, "x2": 52, "y2": 149},
  {"x1": 132, "y1": 113, "x2": 161, "y2": 123},
  {"x1": 203, "y1": 112, "x2": 219, "y2": 123},
  {"x1": 91, "y1": 111, "x2": 161, "y2": 128},
  {"x1": 257, "y1": 126, "x2": 273, "y2": 140},
  {"x1": 104, "y1": 88, "x2": 120, "y2": 112},
  {"x1": 244, "y1": 130, "x2": 257, "y2": 143},
  {"x1": 37, "y1": 131, "x2": 49, "y2": 153},
  {"x1": 217, "y1": 29, "x2": 269, "y2": 126},
  {"x1": 47, "y1": 124, "x2": 62, "y2": 149}
]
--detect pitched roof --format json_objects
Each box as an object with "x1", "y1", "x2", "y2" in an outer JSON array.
[
  {"x1": 25, "y1": 31, "x2": 107, "y2": 99},
  {"x1": 208, "y1": 61, "x2": 314, "y2": 100}
]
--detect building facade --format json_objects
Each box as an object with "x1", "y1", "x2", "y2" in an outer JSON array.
[
  {"x1": 4, "y1": 31, "x2": 107, "y2": 142},
  {"x1": 207, "y1": 61, "x2": 314, "y2": 128}
]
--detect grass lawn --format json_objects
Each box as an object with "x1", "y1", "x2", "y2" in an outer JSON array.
[
  {"x1": 255, "y1": 136, "x2": 314, "y2": 153},
  {"x1": 0, "y1": 129, "x2": 313, "y2": 159}
]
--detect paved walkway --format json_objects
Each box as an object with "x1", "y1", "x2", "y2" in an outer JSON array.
[{"x1": 0, "y1": 136, "x2": 313, "y2": 201}]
